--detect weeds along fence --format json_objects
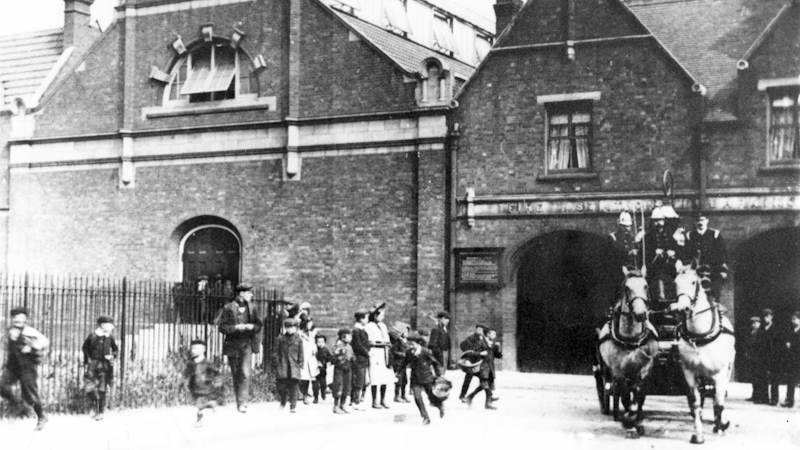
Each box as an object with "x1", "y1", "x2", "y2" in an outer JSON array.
[{"x1": 0, "y1": 274, "x2": 287, "y2": 415}]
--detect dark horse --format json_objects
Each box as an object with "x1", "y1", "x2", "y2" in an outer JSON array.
[{"x1": 597, "y1": 267, "x2": 658, "y2": 438}]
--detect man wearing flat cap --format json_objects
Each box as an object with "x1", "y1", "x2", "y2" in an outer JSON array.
[
  {"x1": 82, "y1": 315, "x2": 118, "y2": 420},
  {"x1": 428, "y1": 311, "x2": 452, "y2": 369},
  {"x1": 743, "y1": 315, "x2": 764, "y2": 402},
  {"x1": 757, "y1": 308, "x2": 781, "y2": 405},
  {"x1": 0, "y1": 307, "x2": 50, "y2": 430},
  {"x1": 218, "y1": 283, "x2": 262, "y2": 413}
]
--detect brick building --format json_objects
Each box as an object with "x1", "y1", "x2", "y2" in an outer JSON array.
[
  {"x1": 0, "y1": 0, "x2": 493, "y2": 329},
  {"x1": 451, "y1": 0, "x2": 800, "y2": 372}
]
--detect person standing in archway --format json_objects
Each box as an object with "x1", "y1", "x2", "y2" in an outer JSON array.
[
  {"x1": 365, "y1": 303, "x2": 394, "y2": 409},
  {"x1": 684, "y1": 213, "x2": 729, "y2": 302},
  {"x1": 609, "y1": 210, "x2": 644, "y2": 270},
  {"x1": 218, "y1": 283, "x2": 262, "y2": 413},
  {"x1": 782, "y1": 311, "x2": 800, "y2": 408}
]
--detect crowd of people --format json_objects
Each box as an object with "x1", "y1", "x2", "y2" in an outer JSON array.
[{"x1": 742, "y1": 308, "x2": 800, "y2": 407}]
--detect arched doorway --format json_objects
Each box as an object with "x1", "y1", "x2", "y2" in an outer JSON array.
[
  {"x1": 181, "y1": 225, "x2": 241, "y2": 287},
  {"x1": 734, "y1": 227, "x2": 800, "y2": 337},
  {"x1": 516, "y1": 230, "x2": 624, "y2": 373}
]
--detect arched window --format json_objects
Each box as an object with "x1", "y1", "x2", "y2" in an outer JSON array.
[
  {"x1": 423, "y1": 61, "x2": 443, "y2": 103},
  {"x1": 164, "y1": 39, "x2": 258, "y2": 104}
]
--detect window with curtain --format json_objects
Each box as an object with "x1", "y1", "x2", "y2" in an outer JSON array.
[
  {"x1": 165, "y1": 40, "x2": 258, "y2": 105},
  {"x1": 546, "y1": 102, "x2": 592, "y2": 171},
  {"x1": 383, "y1": 0, "x2": 410, "y2": 34},
  {"x1": 432, "y1": 13, "x2": 455, "y2": 54},
  {"x1": 768, "y1": 91, "x2": 800, "y2": 163}
]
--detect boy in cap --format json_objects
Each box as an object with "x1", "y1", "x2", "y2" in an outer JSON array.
[
  {"x1": 313, "y1": 334, "x2": 332, "y2": 404},
  {"x1": 406, "y1": 332, "x2": 445, "y2": 425},
  {"x1": 350, "y1": 309, "x2": 370, "y2": 410},
  {"x1": 0, "y1": 307, "x2": 50, "y2": 430},
  {"x1": 464, "y1": 327, "x2": 502, "y2": 410},
  {"x1": 331, "y1": 328, "x2": 355, "y2": 413},
  {"x1": 428, "y1": 311, "x2": 452, "y2": 369},
  {"x1": 82, "y1": 315, "x2": 119, "y2": 420},
  {"x1": 458, "y1": 324, "x2": 485, "y2": 402},
  {"x1": 183, "y1": 339, "x2": 224, "y2": 426},
  {"x1": 218, "y1": 283, "x2": 262, "y2": 413},
  {"x1": 275, "y1": 318, "x2": 304, "y2": 412},
  {"x1": 782, "y1": 311, "x2": 800, "y2": 408}
]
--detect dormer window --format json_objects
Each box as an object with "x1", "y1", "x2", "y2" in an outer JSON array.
[
  {"x1": 165, "y1": 40, "x2": 258, "y2": 105},
  {"x1": 432, "y1": 12, "x2": 455, "y2": 56},
  {"x1": 383, "y1": 0, "x2": 410, "y2": 36}
]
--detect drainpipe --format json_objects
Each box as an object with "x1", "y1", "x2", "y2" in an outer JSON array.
[
  {"x1": 691, "y1": 83, "x2": 708, "y2": 213},
  {"x1": 445, "y1": 102, "x2": 460, "y2": 342}
]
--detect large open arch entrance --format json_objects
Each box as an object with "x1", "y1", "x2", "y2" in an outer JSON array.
[
  {"x1": 734, "y1": 226, "x2": 800, "y2": 336},
  {"x1": 172, "y1": 216, "x2": 242, "y2": 288},
  {"x1": 516, "y1": 230, "x2": 624, "y2": 373}
]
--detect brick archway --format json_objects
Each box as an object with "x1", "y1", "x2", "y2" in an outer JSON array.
[{"x1": 514, "y1": 230, "x2": 624, "y2": 373}]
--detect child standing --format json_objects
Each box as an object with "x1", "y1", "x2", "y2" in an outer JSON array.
[
  {"x1": 313, "y1": 335, "x2": 332, "y2": 403},
  {"x1": 390, "y1": 321, "x2": 410, "y2": 403},
  {"x1": 405, "y1": 332, "x2": 445, "y2": 425},
  {"x1": 81, "y1": 315, "x2": 118, "y2": 421},
  {"x1": 330, "y1": 328, "x2": 355, "y2": 414},
  {"x1": 183, "y1": 339, "x2": 224, "y2": 426},
  {"x1": 275, "y1": 318, "x2": 304, "y2": 412},
  {"x1": 350, "y1": 309, "x2": 370, "y2": 411}
]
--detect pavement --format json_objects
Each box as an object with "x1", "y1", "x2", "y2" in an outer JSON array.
[{"x1": 1, "y1": 371, "x2": 798, "y2": 450}]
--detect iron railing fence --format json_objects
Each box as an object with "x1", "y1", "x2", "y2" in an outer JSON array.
[{"x1": 0, "y1": 274, "x2": 286, "y2": 415}]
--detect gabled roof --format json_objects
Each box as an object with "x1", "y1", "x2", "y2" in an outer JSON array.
[
  {"x1": 626, "y1": 0, "x2": 789, "y2": 103},
  {"x1": 0, "y1": 29, "x2": 64, "y2": 108},
  {"x1": 321, "y1": 3, "x2": 476, "y2": 78}
]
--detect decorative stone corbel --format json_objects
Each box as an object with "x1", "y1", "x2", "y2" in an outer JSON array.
[
  {"x1": 120, "y1": 132, "x2": 135, "y2": 188},
  {"x1": 284, "y1": 122, "x2": 302, "y2": 180}
]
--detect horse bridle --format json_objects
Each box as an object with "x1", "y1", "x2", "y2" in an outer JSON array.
[
  {"x1": 675, "y1": 276, "x2": 713, "y2": 318},
  {"x1": 619, "y1": 283, "x2": 649, "y2": 319}
]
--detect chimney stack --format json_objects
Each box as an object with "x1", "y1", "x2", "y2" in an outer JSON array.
[
  {"x1": 63, "y1": 0, "x2": 95, "y2": 49},
  {"x1": 494, "y1": 0, "x2": 523, "y2": 35}
]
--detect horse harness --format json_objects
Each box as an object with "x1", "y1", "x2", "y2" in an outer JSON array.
[{"x1": 676, "y1": 278, "x2": 734, "y2": 347}]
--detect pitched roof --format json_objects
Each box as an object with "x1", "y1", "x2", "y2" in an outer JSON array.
[
  {"x1": 0, "y1": 29, "x2": 64, "y2": 108},
  {"x1": 322, "y1": 3, "x2": 476, "y2": 78},
  {"x1": 625, "y1": 0, "x2": 788, "y2": 104}
]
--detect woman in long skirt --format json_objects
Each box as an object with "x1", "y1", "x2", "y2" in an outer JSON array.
[{"x1": 365, "y1": 303, "x2": 394, "y2": 409}]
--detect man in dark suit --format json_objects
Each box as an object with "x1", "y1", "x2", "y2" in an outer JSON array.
[
  {"x1": 464, "y1": 327, "x2": 502, "y2": 410},
  {"x1": 218, "y1": 283, "x2": 262, "y2": 413},
  {"x1": 350, "y1": 309, "x2": 371, "y2": 410},
  {"x1": 458, "y1": 324, "x2": 485, "y2": 402},
  {"x1": 782, "y1": 311, "x2": 800, "y2": 407},
  {"x1": 428, "y1": 311, "x2": 452, "y2": 368},
  {"x1": 759, "y1": 308, "x2": 781, "y2": 405},
  {"x1": 275, "y1": 318, "x2": 303, "y2": 412},
  {"x1": 684, "y1": 214, "x2": 729, "y2": 301}
]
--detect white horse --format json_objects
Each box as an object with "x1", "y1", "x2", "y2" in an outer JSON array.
[
  {"x1": 598, "y1": 267, "x2": 658, "y2": 438},
  {"x1": 672, "y1": 261, "x2": 736, "y2": 444}
]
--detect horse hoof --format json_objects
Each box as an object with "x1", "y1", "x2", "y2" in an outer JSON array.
[
  {"x1": 636, "y1": 425, "x2": 645, "y2": 436},
  {"x1": 625, "y1": 429, "x2": 640, "y2": 439},
  {"x1": 690, "y1": 434, "x2": 705, "y2": 445},
  {"x1": 713, "y1": 421, "x2": 730, "y2": 434}
]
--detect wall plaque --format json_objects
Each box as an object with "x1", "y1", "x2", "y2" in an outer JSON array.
[{"x1": 455, "y1": 247, "x2": 503, "y2": 288}]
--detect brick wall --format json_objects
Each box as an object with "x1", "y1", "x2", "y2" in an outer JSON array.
[
  {"x1": 7, "y1": 149, "x2": 447, "y2": 329},
  {"x1": 454, "y1": 39, "x2": 693, "y2": 196}
]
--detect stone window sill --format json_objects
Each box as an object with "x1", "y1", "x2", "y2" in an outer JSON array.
[
  {"x1": 537, "y1": 172, "x2": 598, "y2": 181},
  {"x1": 758, "y1": 162, "x2": 800, "y2": 175},
  {"x1": 143, "y1": 96, "x2": 277, "y2": 119}
]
